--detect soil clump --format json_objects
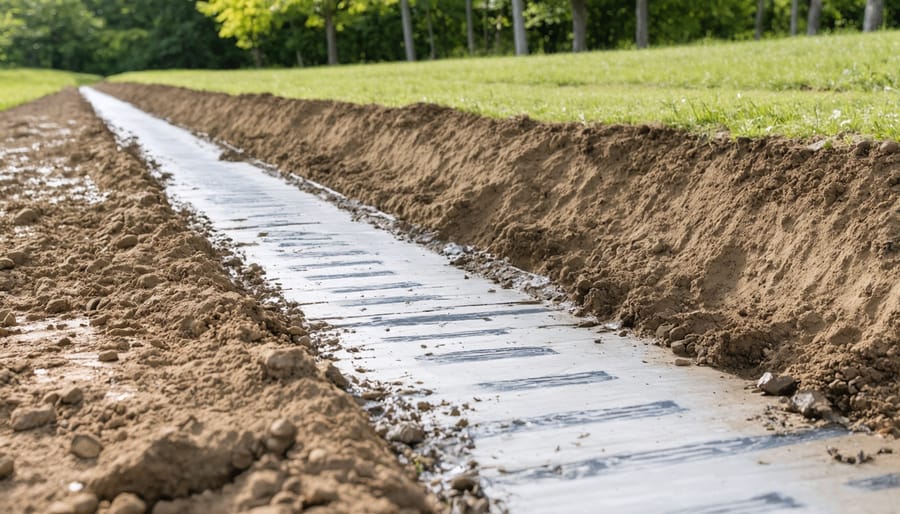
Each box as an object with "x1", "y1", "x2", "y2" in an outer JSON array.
[
  {"x1": 96, "y1": 82, "x2": 900, "y2": 434},
  {"x1": 0, "y1": 89, "x2": 434, "y2": 513}
]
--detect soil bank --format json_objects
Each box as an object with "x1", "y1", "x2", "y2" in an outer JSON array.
[
  {"x1": 0, "y1": 89, "x2": 434, "y2": 513},
  {"x1": 96, "y1": 83, "x2": 900, "y2": 434}
]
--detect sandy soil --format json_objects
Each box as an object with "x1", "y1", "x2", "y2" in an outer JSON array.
[
  {"x1": 0, "y1": 90, "x2": 434, "y2": 513},
  {"x1": 96, "y1": 82, "x2": 900, "y2": 434}
]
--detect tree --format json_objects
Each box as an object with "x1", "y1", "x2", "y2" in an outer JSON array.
[
  {"x1": 196, "y1": 0, "x2": 276, "y2": 67},
  {"x1": 635, "y1": 0, "x2": 648, "y2": 48},
  {"x1": 465, "y1": 0, "x2": 474, "y2": 54},
  {"x1": 570, "y1": 0, "x2": 586, "y2": 51},
  {"x1": 807, "y1": 0, "x2": 821, "y2": 34},
  {"x1": 400, "y1": 0, "x2": 414, "y2": 60},
  {"x1": 754, "y1": 0, "x2": 764, "y2": 39},
  {"x1": 789, "y1": 0, "x2": 798, "y2": 35},
  {"x1": 511, "y1": 0, "x2": 527, "y2": 55},
  {"x1": 863, "y1": 0, "x2": 883, "y2": 31}
]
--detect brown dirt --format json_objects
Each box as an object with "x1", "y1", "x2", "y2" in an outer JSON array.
[
  {"x1": 0, "y1": 89, "x2": 435, "y2": 513},
  {"x1": 96, "y1": 82, "x2": 900, "y2": 434}
]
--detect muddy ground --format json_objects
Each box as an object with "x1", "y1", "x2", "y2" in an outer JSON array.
[
  {"x1": 0, "y1": 90, "x2": 436, "y2": 513},
  {"x1": 97, "y1": 82, "x2": 900, "y2": 434}
]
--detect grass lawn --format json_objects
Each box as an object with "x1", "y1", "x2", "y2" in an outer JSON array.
[
  {"x1": 0, "y1": 69, "x2": 100, "y2": 111},
  {"x1": 112, "y1": 31, "x2": 900, "y2": 139}
]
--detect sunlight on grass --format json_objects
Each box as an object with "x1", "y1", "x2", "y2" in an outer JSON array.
[
  {"x1": 111, "y1": 31, "x2": 900, "y2": 139},
  {"x1": 0, "y1": 69, "x2": 100, "y2": 111}
]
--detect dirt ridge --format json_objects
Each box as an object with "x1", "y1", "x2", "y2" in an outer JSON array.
[{"x1": 97, "y1": 82, "x2": 900, "y2": 434}]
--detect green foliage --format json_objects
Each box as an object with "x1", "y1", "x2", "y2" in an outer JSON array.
[
  {"x1": 0, "y1": 68, "x2": 99, "y2": 110},
  {"x1": 196, "y1": 0, "x2": 278, "y2": 50},
  {"x1": 111, "y1": 31, "x2": 900, "y2": 139}
]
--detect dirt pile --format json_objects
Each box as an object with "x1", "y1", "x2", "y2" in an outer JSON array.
[
  {"x1": 96, "y1": 83, "x2": 900, "y2": 434},
  {"x1": 0, "y1": 89, "x2": 433, "y2": 513}
]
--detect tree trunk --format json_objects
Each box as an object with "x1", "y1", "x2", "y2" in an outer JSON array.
[
  {"x1": 790, "y1": 0, "x2": 799, "y2": 36},
  {"x1": 754, "y1": 0, "x2": 764, "y2": 40},
  {"x1": 511, "y1": 0, "x2": 528, "y2": 55},
  {"x1": 807, "y1": 0, "x2": 822, "y2": 35},
  {"x1": 296, "y1": 50, "x2": 304, "y2": 67},
  {"x1": 252, "y1": 47, "x2": 262, "y2": 68},
  {"x1": 400, "y1": 0, "x2": 415, "y2": 61},
  {"x1": 426, "y1": 3, "x2": 436, "y2": 59},
  {"x1": 571, "y1": 0, "x2": 587, "y2": 52},
  {"x1": 466, "y1": 0, "x2": 475, "y2": 55},
  {"x1": 325, "y1": 8, "x2": 338, "y2": 65},
  {"x1": 635, "y1": 0, "x2": 648, "y2": 49},
  {"x1": 864, "y1": 0, "x2": 883, "y2": 31}
]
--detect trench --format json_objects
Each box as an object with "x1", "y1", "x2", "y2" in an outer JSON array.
[{"x1": 81, "y1": 87, "x2": 899, "y2": 514}]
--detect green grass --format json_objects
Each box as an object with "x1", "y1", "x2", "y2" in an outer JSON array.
[
  {"x1": 0, "y1": 69, "x2": 100, "y2": 111},
  {"x1": 111, "y1": 31, "x2": 900, "y2": 139}
]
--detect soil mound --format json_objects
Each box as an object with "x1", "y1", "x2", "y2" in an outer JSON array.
[
  {"x1": 97, "y1": 82, "x2": 900, "y2": 434},
  {"x1": 0, "y1": 89, "x2": 433, "y2": 513}
]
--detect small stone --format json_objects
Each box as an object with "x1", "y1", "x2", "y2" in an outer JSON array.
[
  {"x1": 674, "y1": 358, "x2": 691, "y2": 367},
  {"x1": 46, "y1": 298, "x2": 71, "y2": 314},
  {"x1": 270, "y1": 491, "x2": 297, "y2": 505},
  {"x1": 287, "y1": 326, "x2": 307, "y2": 337},
  {"x1": 137, "y1": 273, "x2": 164, "y2": 289},
  {"x1": 307, "y1": 448, "x2": 327, "y2": 466},
  {"x1": 790, "y1": 390, "x2": 832, "y2": 419},
  {"x1": 12, "y1": 208, "x2": 39, "y2": 225},
  {"x1": 61, "y1": 386, "x2": 84, "y2": 405},
  {"x1": 262, "y1": 348, "x2": 311, "y2": 379},
  {"x1": 109, "y1": 492, "x2": 145, "y2": 514},
  {"x1": 1, "y1": 310, "x2": 15, "y2": 327},
  {"x1": 47, "y1": 502, "x2": 74, "y2": 514},
  {"x1": 450, "y1": 473, "x2": 478, "y2": 491},
  {"x1": 113, "y1": 234, "x2": 139, "y2": 249},
  {"x1": 655, "y1": 324, "x2": 675, "y2": 339},
  {"x1": 0, "y1": 257, "x2": 14, "y2": 270},
  {"x1": 880, "y1": 140, "x2": 899, "y2": 154},
  {"x1": 7, "y1": 250, "x2": 27, "y2": 265},
  {"x1": 757, "y1": 372, "x2": 798, "y2": 396},
  {"x1": 86, "y1": 298, "x2": 102, "y2": 311},
  {"x1": 98, "y1": 350, "x2": 119, "y2": 362},
  {"x1": 269, "y1": 419, "x2": 296, "y2": 439},
  {"x1": 387, "y1": 422, "x2": 426, "y2": 445},
  {"x1": 305, "y1": 485, "x2": 337, "y2": 506},
  {"x1": 43, "y1": 392, "x2": 61, "y2": 404},
  {"x1": 11, "y1": 406, "x2": 56, "y2": 431},
  {"x1": 71, "y1": 434, "x2": 103, "y2": 459},
  {"x1": 70, "y1": 493, "x2": 99, "y2": 514},
  {"x1": 671, "y1": 340, "x2": 689, "y2": 356},
  {"x1": 318, "y1": 361, "x2": 349, "y2": 389},
  {"x1": 0, "y1": 455, "x2": 14, "y2": 479}
]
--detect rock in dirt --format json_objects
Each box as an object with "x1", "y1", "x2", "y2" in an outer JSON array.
[
  {"x1": 69, "y1": 493, "x2": 99, "y2": 514},
  {"x1": 0, "y1": 455, "x2": 14, "y2": 479},
  {"x1": 109, "y1": 492, "x2": 146, "y2": 514},
  {"x1": 670, "y1": 340, "x2": 689, "y2": 356},
  {"x1": 0, "y1": 257, "x2": 14, "y2": 270},
  {"x1": 319, "y1": 361, "x2": 349, "y2": 389},
  {"x1": 790, "y1": 390, "x2": 833, "y2": 419},
  {"x1": 236, "y1": 470, "x2": 282, "y2": 510},
  {"x1": 61, "y1": 386, "x2": 84, "y2": 405},
  {"x1": 71, "y1": 434, "x2": 103, "y2": 459},
  {"x1": 98, "y1": 350, "x2": 119, "y2": 362},
  {"x1": 261, "y1": 347, "x2": 313, "y2": 379},
  {"x1": 112, "y1": 234, "x2": 139, "y2": 250},
  {"x1": 46, "y1": 298, "x2": 71, "y2": 314},
  {"x1": 1, "y1": 310, "x2": 16, "y2": 327},
  {"x1": 450, "y1": 473, "x2": 478, "y2": 491},
  {"x1": 387, "y1": 422, "x2": 426, "y2": 445},
  {"x1": 12, "y1": 207, "x2": 39, "y2": 225},
  {"x1": 757, "y1": 372, "x2": 798, "y2": 396},
  {"x1": 880, "y1": 140, "x2": 899, "y2": 154},
  {"x1": 264, "y1": 419, "x2": 296, "y2": 454},
  {"x1": 674, "y1": 358, "x2": 692, "y2": 366},
  {"x1": 11, "y1": 406, "x2": 56, "y2": 431},
  {"x1": 137, "y1": 273, "x2": 164, "y2": 289}
]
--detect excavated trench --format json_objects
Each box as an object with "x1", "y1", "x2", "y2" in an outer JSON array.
[{"x1": 81, "y1": 87, "x2": 900, "y2": 513}]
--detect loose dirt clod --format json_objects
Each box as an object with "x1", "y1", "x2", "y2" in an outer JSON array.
[
  {"x1": 0, "y1": 455, "x2": 14, "y2": 479},
  {"x1": 109, "y1": 492, "x2": 146, "y2": 514},
  {"x1": 12, "y1": 207, "x2": 39, "y2": 225},
  {"x1": 10, "y1": 406, "x2": 56, "y2": 431}
]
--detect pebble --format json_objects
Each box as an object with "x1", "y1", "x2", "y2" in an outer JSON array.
[
  {"x1": 13, "y1": 207, "x2": 39, "y2": 225},
  {"x1": 450, "y1": 473, "x2": 478, "y2": 491},
  {"x1": 137, "y1": 273, "x2": 164, "y2": 288},
  {"x1": 756, "y1": 372, "x2": 797, "y2": 396},
  {"x1": 46, "y1": 298, "x2": 71, "y2": 314},
  {"x1": 71, "y1": 434, "x2": 103, "y2": 459},
  {"x1": 0, "y1": 257, "x2": 14, "y2": 270},
  {"x1": 262, "y1": 348, "x2": 310, "y2": 379},
  {"x1": 109, "y1": 492, "x2": 146, "y2": 514},
  {"x1": 0, "y1": 455, "x2": 13, "y2": 479},
  {"x1": 61, "y1": 386, "x2": 84, "y2": 405},
  {"x1": 1, "y1": 310, "x2": 15, "y2": 327},
  {"x1": 318, "y1": 361, "x2": 349, "y2": 389},
  {"x1": 307, "y1": 448, "x2": 328, "y2": 466},
  {"x1": 674, "y1": 358, "x2": 692, "y2": 366},
  {"x1": 268, "y1": 419, "x2": 296, "y2": 439},
  {"x1": 98, "y1": 350, "x2": 119, "y2": 362},
  {"x1": 791, "y1": 390, "x2": 832, "y2": 419},
  {"x1": 70, "y1": 493, "x2": 99, "y2": 514},
  {"x1": 113, "y1": 234, "x2": 139, "y2": 249},
  {"x1": 46, "y1": 501, "x2": 74, "y2": 514},
  {"x1": 880, "y1": 140, "x2": 899, "y2": 154},
  {"x1": 43, "y1": 392, "x2": 61, "y2": 404},
  {"x1": 387, "y1": 422, "x2": 426, "y2": 445},
  {"x1": 11, "y1": 406, "x2": 56, "y2": 431},
  {"x1": 670, "y1": 340, "x2": 689, "y2": 356}
]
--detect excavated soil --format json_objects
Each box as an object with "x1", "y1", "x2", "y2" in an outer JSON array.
[
  {"x1": 96, "y1": 83, "x2": 900, "y2": 434},
  {"x1": 0, "y1": 89, "x2": 435, "y2": 513}
]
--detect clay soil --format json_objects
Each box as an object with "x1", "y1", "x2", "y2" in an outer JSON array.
[
  {"x1": 0, "y1": 90, "x2": 434, "y2": 513},
  {"x1": 97, "y1": 83, "x2": 900, "y2": 434}
]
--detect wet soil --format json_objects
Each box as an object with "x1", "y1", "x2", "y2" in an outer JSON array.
[
  {"x1": 0, "y1": 89, "x2": 434, "y2": 513},
  {"x1": 96, "y1": 82, "x2": 900, "y2": 434}
]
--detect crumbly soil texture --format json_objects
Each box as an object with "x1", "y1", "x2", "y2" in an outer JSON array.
[
  {"x1": 0, "y1": 90, "x2": 436, "y2": 513},
  {"x1": 97, "y1": 82, "x2": 900, "y2": 434}
]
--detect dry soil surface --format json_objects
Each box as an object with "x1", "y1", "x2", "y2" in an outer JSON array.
[
  {"x1": 0, "y1": 89, "x2": 434, "y2": 513},
  {"x1": 97, "y1": 82, "x2": 900, "y2": 434}
]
